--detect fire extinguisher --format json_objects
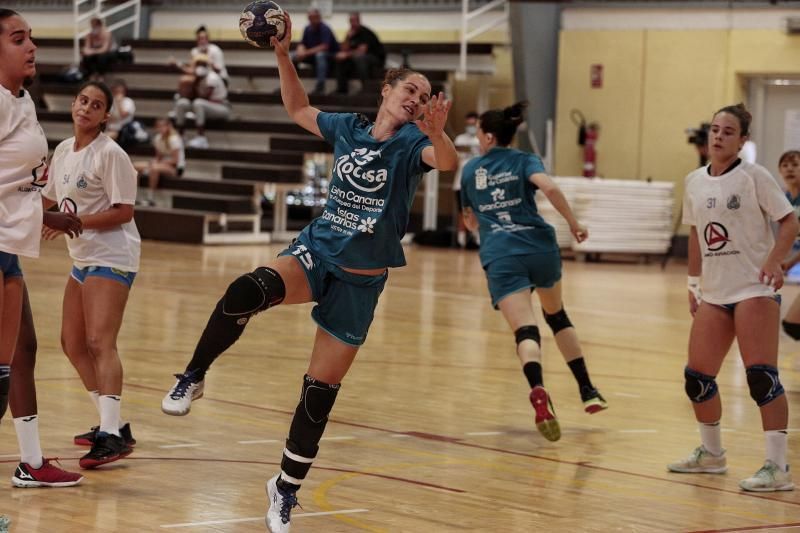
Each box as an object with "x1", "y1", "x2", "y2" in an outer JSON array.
[{"x1": 570, "y1": 109, "x2": 599, "y2": 178}]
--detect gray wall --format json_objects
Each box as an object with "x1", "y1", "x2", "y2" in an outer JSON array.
[{"x1": 509, "y1": 2, "x2": 561, "y2": 157}]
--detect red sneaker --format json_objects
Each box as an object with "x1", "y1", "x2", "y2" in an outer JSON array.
[
  {"x1": 12, "y1": 458, "x2": 83, "y2": 487},
  {"x1": 529, "y1": 386, "x2": 561, "y2": 442}
]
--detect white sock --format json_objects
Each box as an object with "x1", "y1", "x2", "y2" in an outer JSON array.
[
  {"x1": 699, "y1": 421, "x2": 723, "y2": 456},
  {"x1": 88, "y1": 390, "x2": 101, "y2": 414},
  {"x1": 456, "y1": 231, "x2": 466, "y2": 247},
  {"x1": 99, "y1": 395, "x2": 122, "y2": 437},
  {"x1": 765, "y1": 429, "x2": 789, "y2": 471},
  {"x1": 13, "y1": 415, "x2": 43, "y2": 469},
  {"x1": 146, "y1": 189, "x2": 154, "y2": 201}
]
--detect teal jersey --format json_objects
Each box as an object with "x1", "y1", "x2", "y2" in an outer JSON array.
[
  {"x1": 297, "y1": 112, "x2": 432, "y2": 268},
  {"x1": 460, "y1": 147, "x2": 558, "y2": 266}
]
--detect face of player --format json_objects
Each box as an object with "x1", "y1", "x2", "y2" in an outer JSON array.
[
  {"x1": 0, "y1": 15, "x2": 37, "y2": 92},
  {"x1": 708, "y1": 111, "x2": 745, "y2": 163},
  {"x1": 72, "y1": 85, "x2": 110, "y2": 133},
  {"x1": 780, "y1": 156, "x2": 800, "y2": 190},
  {"x1": 380, "y1": 74, "x2": 430, "y2": 124}
]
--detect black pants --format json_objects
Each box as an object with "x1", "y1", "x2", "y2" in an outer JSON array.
[{"x1": 336, "y1": 54, "x2": 382, "y2": 93}]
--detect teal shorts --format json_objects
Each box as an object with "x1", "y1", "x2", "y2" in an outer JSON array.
[
  {"x1": 280, "y1": 240, "x2": 387, "y2": 346},
  {"x1": 71, "y1": 265, "x2": 136, "y2": 288},
  {"x1": 485, "y1": 251, "x2": 562, "y2": 308}
]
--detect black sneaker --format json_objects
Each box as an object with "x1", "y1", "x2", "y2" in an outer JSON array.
[
  {"x1": 74, "y1": 423, "x2": 136, "y2": 447},
  {"x1": 580, "y1": 386, "x2": 609, "y2": 414},
  {"x1": 78, "y1": 432, "x2": 133, "y2": 469}
]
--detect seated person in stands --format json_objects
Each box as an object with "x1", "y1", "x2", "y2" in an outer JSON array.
[
  {"x1": 172, "y1": 54, "x2": 230, "y2": 149},
  {"x1": 135, "y1": 118, "x2": 185, "y2": 206},
  {"x1": 291, "y1": 8, "x2": 339, "y2": 95},
  {"x1": 107, "y1": 80, "x2": 146, "y2": 148},
  {"x1": 334, "y1": 12, "x2": 385, "y2": 95},
  {"x1": 170, "y1": 25, "x2": 229, "y2": 87},
  {"x1": 80, "y1": 17, "x2": 117, "y2": 80}
]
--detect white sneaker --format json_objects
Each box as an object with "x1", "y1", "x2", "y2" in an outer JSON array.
[
  {"x1": 161, "y1": 370, "x2": 205, "y2": 416},
  {"x1": 667, "y1": 445, "x2": 727, "y2": 473},
  {"x1": 739, "y1": 460, "x2": 794, "y2": 492},
  {"x1": 187, "y1": 135, "x2": 209, "y2": 149},
  {"x1": 266, "y1": 475, "x2": 299, "y2": 533}
]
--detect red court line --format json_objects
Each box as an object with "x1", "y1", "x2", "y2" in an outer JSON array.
[
  {"x1": 89, "y1": 382, "x2": 800, "y2": 508},
  {"x1": 0, "y1": 456, "x2": 464, "y2": 494},
  {"x1": 688, "y1": 522, "x2": 800, "y2": 532}
]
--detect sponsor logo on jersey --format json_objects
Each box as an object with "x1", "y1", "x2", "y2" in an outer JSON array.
[
  {"x1": 76, "y1": 173, "x2": 88, "y2": 189},
  {"x1": 475, "y1": 167, "x2": 488, "y2": 190},
  {"x1": 704, "y1": 222, "x2": 730, "y2": 252},
  {"x1": 335, "y1": 147, "x2": 387, "y2": 193},
  {"x1": 59, "y1": 197, "x2": 78, "y2": 215},
  {"x1": 727, "y1": 194, "x2": 740, "y2": 210}
]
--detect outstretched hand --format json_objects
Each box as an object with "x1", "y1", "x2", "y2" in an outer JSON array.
[
  {"x1": 43, "y1": 211, "x2": 82, "y2": 238},
  {"x1": 415, "y1": 92, "x2": 452, "y2": 138},
  {"x1": 270, "y1": 12, "x2": 293, "y2": 55}
]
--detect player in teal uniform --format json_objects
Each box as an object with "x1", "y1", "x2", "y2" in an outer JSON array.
[
  {"x1": 161, "y1": 12, "x2": 457, "y2": 533},
  {"x1": 460, "y1": 102, "x2": 607, "y2": 443}
]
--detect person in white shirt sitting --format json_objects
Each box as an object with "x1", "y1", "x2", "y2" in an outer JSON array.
[{"x1": 171, "y1": 55, "x2": 230, "y2": 149}]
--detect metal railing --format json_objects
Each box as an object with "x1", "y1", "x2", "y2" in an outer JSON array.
[
  {"x1": 73, "y1": 0, "x2": 141, "y2": 64},
  {"x1": 458, "y1": 0, "x2": 507, "y2": 80}
]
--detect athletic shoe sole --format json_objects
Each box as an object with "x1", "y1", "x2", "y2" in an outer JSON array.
[
  {"x1": 667, "y1": 465, "x2": 727, "y2": 474},
  {"x1": 583, "y1": 398, "x2": 608, "y2": 414},
  {"x1": 12, "y1": 477, "x2": 84, "y2": 488},
  {"x1": 739, "y1": 481, "x2": 795, "y2": 492},
  {"x1": 78, "y1": 449, "x2": 133, "y2": 470},
  {"x1": 530, "y1": 387, "x2": 561, "y2": 442}
]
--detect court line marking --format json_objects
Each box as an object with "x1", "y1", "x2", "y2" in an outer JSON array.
[
  {"x1": 687, "y1": 522, "x2": 800, "y2": 533},
  {"x1": 160, "y1": 508, "x2": 369, "y2": 528},
  {"x1": 158, "y1": 443, "x2": 203, "y2": 449},
  {"x1": 320, "y1": 436, "x2": 356, "y2": 441},
  {"x1": 466, "y1": 431, "x2": 504, "y2": 436},
  {"x1": 238, "y1": 439, "x2": 279, "y2": 444}
]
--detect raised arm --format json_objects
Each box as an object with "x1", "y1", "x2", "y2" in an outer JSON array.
[{"x1": 272, "y1": 13, "x2": 321, "y2": 137}]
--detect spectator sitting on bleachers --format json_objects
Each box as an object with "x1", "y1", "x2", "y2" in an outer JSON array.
[
  {"x1": 291, "y1": 8, "x2": 339, "y2": 95},
  {"x1": 107, "y1": 79, "x2": 147, "y2": 148},
  {"x1": 334, "y1": 12, "x2": 385, "y2": 95},
  {"x1": 170, "y1": 25, "x2": 229, "y2": 87},
  {"x1": 135, "y1": 118, "x2": 185, "y2": 206},
  {"x1": 172, "y1": 54, "x2": 230, "y2": 149},
  {"x1": 80, "y1": 17, "x2": 117, "y2": 80}
]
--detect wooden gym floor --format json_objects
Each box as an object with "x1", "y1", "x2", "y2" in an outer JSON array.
[{"x1": 2, "y1": 239, "x2": 800, "y2": 532}]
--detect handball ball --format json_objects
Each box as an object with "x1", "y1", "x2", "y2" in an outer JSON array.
[{"x1": 239, "y1": 0, "x2": 285, "y2": 48}]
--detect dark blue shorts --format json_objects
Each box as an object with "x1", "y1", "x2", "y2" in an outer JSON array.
[
  {"x1": 0, "y1": 252, "x2": 23, "y2": 278},
  {"x1": 715, "y1": 293, "x2": 781, "y2": 312},
  {"x1": 279, "y1": 240, "x2": 387, "y2": 346},
  {"x1": 485, "y1": 251, "x2": 562, "y2": 308},
  {"x1": 71, "y1": 266, "x2": 136, "y2": 288}
]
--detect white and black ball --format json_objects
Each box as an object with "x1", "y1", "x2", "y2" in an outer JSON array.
[{"x1": 239, "y1": 1, "x2": 285, "y2": 48}]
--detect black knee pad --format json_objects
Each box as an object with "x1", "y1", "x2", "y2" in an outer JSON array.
[
  {"x1": 514, "y1": 325, "x2": 541, "y2": 347},
  {"x1": 684, "y1": 366, "x2": 718, "y2": 403},
  {"x1": 783, "y1": 320, "x2": 800, "y2": 341},
  {"x1": 543, "y1": 307, "x2": 573, "y2": 335},
  {"x1": 286, "y1": 375, "x2": 340, "y2": 459},
  {"x1": 221, "y1": 267, "x2": 285, "y2": 317},
  {"x1": 746, "y1": 365, "x2": 785, "y2": 406}
]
